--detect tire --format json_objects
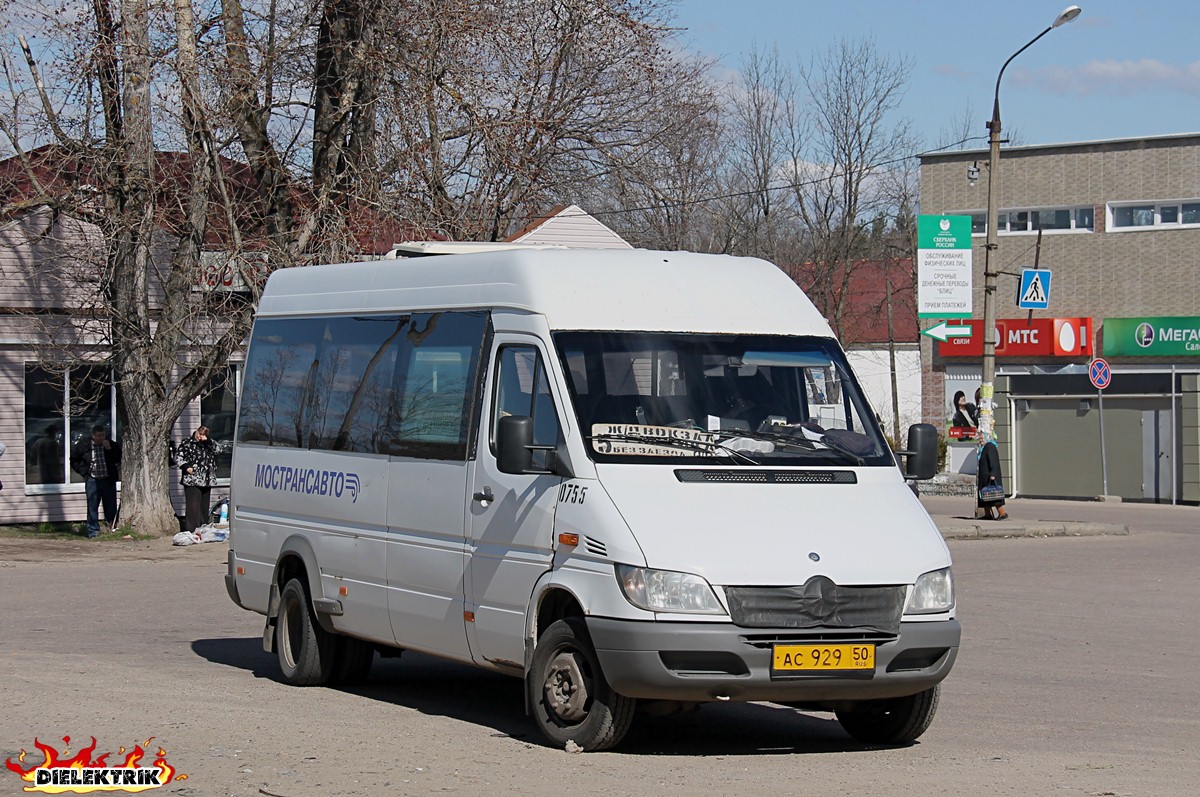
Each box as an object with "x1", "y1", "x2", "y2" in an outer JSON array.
[
  {"x1": 530, "y1": 618, "x2": 636, "y2": 751},
  {"x1": 835, "y1": 685, "x2": 941, "y2": 745},
  {"x1": 330, "y1": 635, "x2": 375, "y2": 686},
  {"x1": 276, "y1": 578, "x2": 335, "y2": 686}
]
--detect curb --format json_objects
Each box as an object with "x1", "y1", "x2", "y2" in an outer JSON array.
[{"x1": 937, "y1": 521, "x2": 1131, "y2": 540}]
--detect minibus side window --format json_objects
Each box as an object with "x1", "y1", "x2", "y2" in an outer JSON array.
[
  {"x1": 384, "y1": 311, "x2": 488, "y2": 460},
  {"x1": 306, "y1": 315, "x2": 408, "y2": 453},
  {"x1": 238, "y1": 318, "x2": 320, "y2": 447},
  {"x1": 493, "y1": 346, "x2": 560, "y2": 470}
]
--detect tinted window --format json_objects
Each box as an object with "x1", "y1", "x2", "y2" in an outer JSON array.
[
  {"x1": 238, "y1": 318, "x2": 321, "y2": 447},
  {"x1": 386, "y1": 312, "x2": 488, "y2": 460},
  {"x1": 308, "y1": 316, "x2": 408, "y2": 452},
  {"x1": 239, "y1": 311, "x2": 487, "y2": 459}
]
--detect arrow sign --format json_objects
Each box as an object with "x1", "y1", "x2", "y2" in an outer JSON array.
[{"x1": 921, "y1": 322, "x2": 973, "y2": 343}]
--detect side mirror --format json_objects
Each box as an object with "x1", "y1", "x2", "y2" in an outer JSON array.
[
  {"x1": 902, "y1": 423, "x2": 938, "y2": 481},
  {"x1": 496, "y1": 415, "x2": 534, "y2": 474}
]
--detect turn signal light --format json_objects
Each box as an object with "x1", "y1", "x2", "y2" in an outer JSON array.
[
  {"x1": 338, "y1": 586, "x2": 349, "y2": 596},
  {"x1": 236, "y1": 566, "x2": 245, "y2": 575},
  {"x1": 464, "y1": 611, "x2": 476, "y2": 623},
  {"x1": 558, "y1": 532, "x2": 580, "y2": 546}
]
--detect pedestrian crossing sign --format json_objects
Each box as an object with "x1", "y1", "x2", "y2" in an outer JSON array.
[{"x1": 1017, "y1": 268, "x2": 1051, "y2": 310}]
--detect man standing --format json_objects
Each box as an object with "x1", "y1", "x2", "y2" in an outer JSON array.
[{"x1": 71, "y1": 425, "x2": 122, "y2": 538}]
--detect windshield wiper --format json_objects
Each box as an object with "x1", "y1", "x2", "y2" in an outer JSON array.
[
  {"x1": 589, "y1": 431, "x2": 760, "y2": 465},
  {"x1": 712, "y1": 428, "x2": 866, "y2": 465}
]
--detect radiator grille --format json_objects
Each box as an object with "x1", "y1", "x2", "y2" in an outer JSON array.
[{"x1": 725, "y1": 577, "x2": 904, "y2": 633}]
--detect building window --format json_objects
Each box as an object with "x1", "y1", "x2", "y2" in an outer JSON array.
[
  {"x1": 962, "y1": 206, "x2": 1095, "y2": 235},
  {"x1": 1108, "y1": 200, "x2": 1200, "y2": 230},
  {"x1": 24, "y1": 364, "x2": 120, "y2": 489},
  {"x1": 200, "y1": 367, "x2": 240, "y2": 480}
]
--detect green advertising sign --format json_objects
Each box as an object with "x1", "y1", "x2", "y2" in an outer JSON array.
[
  {"x1": 917, "y1": 215, "x2": 972, "y2": 249},
  {"x1": 916, "y1": 215, "x2": 973, "y2": 318},
  {"x1": 1103, "y1": 316, "x2": 1200, "y2": 356}
]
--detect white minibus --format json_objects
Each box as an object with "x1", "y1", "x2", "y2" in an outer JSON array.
[{"x1": 224, "y1": 247, "x2": 957, "y2": 751}]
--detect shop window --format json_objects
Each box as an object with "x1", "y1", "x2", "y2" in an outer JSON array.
[{"x1": 24, "y1": 364, "x2": 119, "y2": 489}]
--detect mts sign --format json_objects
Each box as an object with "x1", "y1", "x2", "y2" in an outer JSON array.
[{"x1": 937, "y1": 317, "x2": 1092, "y2": 358}]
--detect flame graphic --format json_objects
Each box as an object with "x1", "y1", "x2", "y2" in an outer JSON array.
[{"x1": 4, "y1": 737, "x2": 186, "y2": 794}]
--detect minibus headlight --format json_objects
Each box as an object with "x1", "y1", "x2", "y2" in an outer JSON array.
[
  {"x1": 905, "y1": 567, "x2": 954, "y2": 614},
  {"x1": 616, "y1": 565, "x2": 726, "y2": 615}
]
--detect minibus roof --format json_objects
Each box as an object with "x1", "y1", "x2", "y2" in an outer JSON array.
[{"x1": 256, "y1": 248, "x2": 835, "y2": 338}]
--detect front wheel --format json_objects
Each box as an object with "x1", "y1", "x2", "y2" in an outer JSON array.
[
  {"x1": 835, "y1": 685, "x2": 940, "y2": 745},
  {"x1": 530, "y1": 618, "x2": 635, "y2": 751}
]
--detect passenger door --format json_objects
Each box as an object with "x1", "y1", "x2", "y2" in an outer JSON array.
[
  {"x1": 384, "y1": 311, "x2": 488, "y2": 661},
  {"x1": 466, "y1": 339, "x2": 563, "y2": 670}
]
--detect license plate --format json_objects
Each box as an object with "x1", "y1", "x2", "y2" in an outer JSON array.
[{"x1": 772, "y1": 643, "x2": 875, "y2": 672}]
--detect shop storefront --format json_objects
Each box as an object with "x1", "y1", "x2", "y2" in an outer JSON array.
[
  {"x1": 937, "y1": 316, "x2": 1200, "y2": 503},
  {"x1": 937, "y1": 317, "x2": 1092, "y2": 479}
]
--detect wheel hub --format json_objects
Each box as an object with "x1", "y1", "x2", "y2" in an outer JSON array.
[{"x1": 543, "y1": 650, "x2": 591, "y2": 722}]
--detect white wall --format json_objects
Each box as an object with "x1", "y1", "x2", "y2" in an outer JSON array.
[{"x1": 846, "y1": 344, "x2": 922, "y2": 440}]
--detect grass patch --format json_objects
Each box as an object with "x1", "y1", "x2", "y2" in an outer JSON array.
[{"x1": 0, "y1": 522, "x2": 153, "y2": 541}]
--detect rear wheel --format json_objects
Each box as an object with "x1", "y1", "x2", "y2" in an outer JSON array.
[
  {"x1": 531, "y1": 618, "x2": 635, "y2": 751},
  {"x1": 276, "y1": 578, "x2": 335, "y2": 686},
  {"x1": 330, "y1": 636, "x2": 375, "y2": 685},
  {"x1": 835, "y1": 685, "x2": 940, "y2": 745}
]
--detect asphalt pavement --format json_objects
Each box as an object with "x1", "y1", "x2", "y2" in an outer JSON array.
[{"x1": 920, "y1": 493, "x2": 1197, "y2": 539}]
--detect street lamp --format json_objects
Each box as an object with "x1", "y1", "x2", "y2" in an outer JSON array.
[{"x1": 978, "y1": 4, "x2": 1082, "y2": 440}]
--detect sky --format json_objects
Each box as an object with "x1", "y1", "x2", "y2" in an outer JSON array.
[{"x1": 670, "y1": 0, "x2": 1199, "y2": 151}]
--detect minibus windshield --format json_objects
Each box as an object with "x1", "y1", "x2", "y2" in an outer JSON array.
[{"x1": 554, "y1": 332, "x2": 894, "y2": 467}]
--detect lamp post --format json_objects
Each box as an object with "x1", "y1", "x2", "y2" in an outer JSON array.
[{"x1": 978, "y1": 4, "x2": 1082, "y2": 440}]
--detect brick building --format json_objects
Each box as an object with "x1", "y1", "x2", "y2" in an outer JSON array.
[{"x1": 919, "y1": 132, "x2": 1200, "y2": 503}]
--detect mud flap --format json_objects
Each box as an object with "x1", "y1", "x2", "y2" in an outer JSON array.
[
  {"x1": 262, "y1": 583, "x2": 281, "y2": 654},
  {"x1": 523, "y1": 633, "x2": 535, "y2": 716}
]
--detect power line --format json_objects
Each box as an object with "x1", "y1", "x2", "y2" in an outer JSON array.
[{"x1": 505, "y1": 135, "x2": 989, "y2": 224}]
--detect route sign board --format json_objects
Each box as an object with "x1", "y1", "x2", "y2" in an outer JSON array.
[
  {"x1": 1017, "y1": 268, "x2": 1052, "y2": 310},
  {"x1": 1089, "y1": 357, "x2": 1112, "y2": 390}
]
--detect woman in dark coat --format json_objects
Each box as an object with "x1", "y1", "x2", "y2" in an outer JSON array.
[
  {"x1": 976, "y1": 433, "x2": 1009, "y2": 520},
  {"x1": 178, "y1": 425, "x2": 218, "y2": 531}
]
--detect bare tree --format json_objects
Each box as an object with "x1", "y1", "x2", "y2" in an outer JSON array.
[
  {"x1": 374, "y1": 0, "x2": 713, "y2": 241},
  {"x1": 0, "y1": 0, "x2": 397, "y2": 533},
  {"x1": 717, "y1": 46, "x2": 802, "y2": 261},
  {"x1": 786, "y1": 38, "x2": 917, "y2": 340}
]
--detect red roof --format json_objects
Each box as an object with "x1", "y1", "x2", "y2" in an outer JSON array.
[
  {"x1": 0, "y1": 145, "x2": 431, "y2": 255},
  {"x1": 783, "y1": 258, "x2": 917, "y2": 345}
]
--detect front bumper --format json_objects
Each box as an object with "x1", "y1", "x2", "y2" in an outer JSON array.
[{"x1": 586, "y1": 617, "x2": 959, "y2": 703}]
